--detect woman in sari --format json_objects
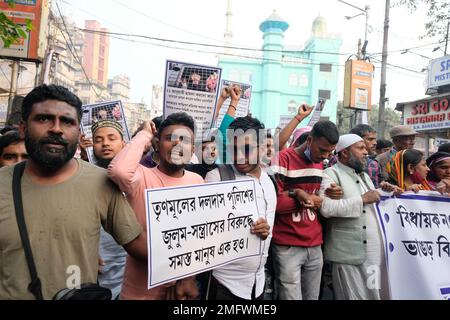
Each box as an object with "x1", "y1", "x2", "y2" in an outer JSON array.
[
  {"x1": 387, "y1": 149, "x2": 431, "y2": 193},
  {"x1": 426, "y1": 151, "x2": 450, "y2": 195}
]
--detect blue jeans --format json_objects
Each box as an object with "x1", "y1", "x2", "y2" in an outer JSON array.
[{"x1": 272, "y1": 244, "x2": 323, "y2": 300}]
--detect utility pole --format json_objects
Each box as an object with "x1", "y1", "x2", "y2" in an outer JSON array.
[
  {"x1": 378, "y1": 0, "x2": 390, "y2": 139},
  {"x1": 6, "y1": 60, "x2": 19, "y2": 120},
  {"x1": 445, "y1": 21, "x2": 449, "y2": 55}
]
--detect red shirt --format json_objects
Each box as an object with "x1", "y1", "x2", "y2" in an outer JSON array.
[{"x1": 270, "y1": 148, "x2": 323, "y2": 247}]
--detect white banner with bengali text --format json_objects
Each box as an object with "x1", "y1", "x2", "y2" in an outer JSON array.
[
  {"x1": 375, "y1": 191, "x2": 450, "y2": 300},
  {"x1": 145, "y1": 180, "x2": 261, "y2": 289}
]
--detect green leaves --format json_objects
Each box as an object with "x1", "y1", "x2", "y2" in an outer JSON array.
[{"x1": 0, "y1": 1, "x2": 33, "y2": 49}]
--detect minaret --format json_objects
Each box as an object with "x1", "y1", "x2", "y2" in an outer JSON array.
[
  {"x1": 259, "y1": 10, "x2": 289, "y2": 128},
  {"x1": 224, "y1": 0, "x2": 233, "y2": 54}
]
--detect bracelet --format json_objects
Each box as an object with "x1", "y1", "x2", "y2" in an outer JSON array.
[
  {"x1": 295, "y1": 115, "x2": 302, "y2": 122},
  {"x1": 229, "y1": 105, "x2": 237, "y2": 110}
]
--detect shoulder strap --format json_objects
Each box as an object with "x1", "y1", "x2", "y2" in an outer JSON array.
[
  {"x1": 217, "y1": 164, "x2": 236, "y2": 181},
  {"x1": 12, "y1": 162, "x2": 43, "y2": 300},
  {"x1": 267, "y1": 173, "x2": 279, "y2": 195}
]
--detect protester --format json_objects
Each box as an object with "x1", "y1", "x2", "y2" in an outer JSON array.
[
  {"x1": 275, "y1": 104, "x2": 313, "y2": 151},
  {"x1": 438, "y1": 142, "x2": 450, "y2": 153},
  {"x1": 186, "y1": 129, "x2": 218, "y2": 178},
  {"x1": 0, "y1": 130, "x2": 28, "y2": 168},
  {"x1": 351, "y1": 125, "x2": 380, "y2": 187},
  {"x1": 108, "y1": 112, "x2": 202, "y2": 300},
  {"x1": 319, "y1": 134, "x2": 390, "y2": 300},
  {"x1": 89, "y1": 119, "x2": 128, "y2": 299},
  {"x1": 204, "y1": 116, "x2": 276, "y2": 300},
  {"x1": 375, "y1": 139, "x2": 393, "y2": 156},
  {"x1": 270, "y1": 120, "x2": 341, "y2": 300},
  {"x1": 140, "y1": 116, "x2": 163, "y2": 168},
  {"x1": 0, "y1": 84, "x2": 147, "y2": 299},
  {"x1": 426, "y1": 151, "x2": 450, "y2": 193},
  {"x1": 260, "y1": 130, "x2": 275, "y2": 169},
  {"x1": 387, "y1": 149, "x2": 432, "y2": 192},
  {"x1": 290, "y1": 127, "x2": 312, "y2": 148},
  {"x1": 376, "y1": 125, "x2": 417, "y2": 182}
]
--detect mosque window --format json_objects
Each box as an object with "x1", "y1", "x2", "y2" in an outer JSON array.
[
  {"x1": 320, "y1": 63, "x2": 332, "y2": 72},
  {"x1": 318, "y1": 89, "x2": 331, "y2": 100},
  {"x1": 288, "y1": 73, "x2": 298, "y2": 86}
]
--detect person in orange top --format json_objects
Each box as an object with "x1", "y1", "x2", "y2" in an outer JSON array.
[{"x1": 387, "y1": 149, "x2": 431, "y2": 193}]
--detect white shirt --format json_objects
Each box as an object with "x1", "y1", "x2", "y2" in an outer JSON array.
[{"x1": 205, "y1": 166, "x2": 277, "y2": 299}]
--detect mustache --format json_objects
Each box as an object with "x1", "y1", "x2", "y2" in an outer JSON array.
[{"x1": 39, "y1": 135, "x2": 68, "y2": 146}]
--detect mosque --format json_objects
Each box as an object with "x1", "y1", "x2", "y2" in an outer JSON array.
[{"x1": 218, "y1": 1, "x2": 343, "y2": 128}]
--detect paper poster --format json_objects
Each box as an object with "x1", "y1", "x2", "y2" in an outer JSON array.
[
  {"x1": 214, "y1": 80, "x2": 251, "y2": 128},
  {"x1": 145, "y1": 180, "x2": 262, "y2": 289},
  {"x1": 163, "y1": 60, "x2": 222, "y2": 141}
]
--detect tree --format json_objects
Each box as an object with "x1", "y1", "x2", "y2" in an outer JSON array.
[
  {"x1": 336, "y1": 101, "x2": 402, "y2": 134},
  {"x1": 395, "y1": 0, "x2": 449, "y2": 39},
  {"x1": 0, "y1": 0, "x2": 32, "y2": 48},
  {"x1": 368, "y1": 104, "x2": 402, "y2": 135}
]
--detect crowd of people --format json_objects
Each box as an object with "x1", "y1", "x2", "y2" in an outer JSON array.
[{"x1": 1, "y1": 84, "x2": 450, "y2": 300}]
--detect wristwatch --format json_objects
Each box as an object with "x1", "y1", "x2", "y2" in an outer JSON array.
[{"x1": 288, "y1": 189, "x2": 296, "y2": 198}]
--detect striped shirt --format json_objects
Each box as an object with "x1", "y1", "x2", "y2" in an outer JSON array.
[{"x1": 270, "y1": 147, "x2": 324, "y2": 247}]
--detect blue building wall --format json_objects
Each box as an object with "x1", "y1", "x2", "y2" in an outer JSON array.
[{"x1": 218, "y1": 13, "x2": 342, "y2": 129}]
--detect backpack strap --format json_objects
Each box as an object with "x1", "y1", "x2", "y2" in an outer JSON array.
[{"x1": 12, "y1": 161, "x2": 43, "y2": 300}]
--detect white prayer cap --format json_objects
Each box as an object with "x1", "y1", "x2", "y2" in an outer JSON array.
[{"x1": 335, "y1": 134, "x2": 363, "y2": 153}]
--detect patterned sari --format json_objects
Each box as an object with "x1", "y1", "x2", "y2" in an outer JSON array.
[{"x1": 387, "y1": 150, "x2": 432, "y2": 191}]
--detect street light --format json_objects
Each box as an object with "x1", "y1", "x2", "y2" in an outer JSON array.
[{"x1": 338, "y1": 0, "x2": 370, "y2": 44}]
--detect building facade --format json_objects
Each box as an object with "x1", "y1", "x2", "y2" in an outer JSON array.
[{"x1": 218, "y1": 10, "x2": 342, "y2": 129}]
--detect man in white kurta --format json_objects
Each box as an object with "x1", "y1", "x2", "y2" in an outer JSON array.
[{"x1": 319, "y1": 134, "x2": 388, "y2": 300}]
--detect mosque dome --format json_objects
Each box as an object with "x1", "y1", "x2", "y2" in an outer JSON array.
[
  {"x1": 259, "y1": 10, "x2": 289, "y2": 33},
  {"x1": 311, "y1": 15, "x2": 327, "y2": 37}
]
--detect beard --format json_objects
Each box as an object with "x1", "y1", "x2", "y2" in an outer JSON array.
[
  {"x1": 96, "y1": 157, "x2": 112, "y2": 169},
  {"x1": 348, "y1": 153, "x2": 367, "y2": 174},
  {"x1": 25, "y1": 133, "x2": 77, "y2": 171}
]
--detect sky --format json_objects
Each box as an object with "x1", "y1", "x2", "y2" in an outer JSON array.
[{"x1": 59, "y1": 0, "x2": 440, "y2": 111}]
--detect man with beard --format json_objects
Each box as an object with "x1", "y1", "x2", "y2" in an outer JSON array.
[
  {"x1": 319, "y1": 134, "x2": 388, "y2": 300},
  {"x1": 90, "y1": 120, "x2": 128, "y2": 299},
  {"x1": 92, "y1": 120, "x2": 126, "y2": 169},
  {"x1": 0, "y1": 84, "x2": 148, "y2": 299},
  {"x1": 108, "y1": 112, "x2": 203, "y2": 300},
  {"x1": 186, "y1": 129, "x2": 218, "y2": 179}
]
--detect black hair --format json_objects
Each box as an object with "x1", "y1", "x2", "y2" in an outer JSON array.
[
  {"x1": 376, "y1": 139, "x2": 393, "y2": 150},
  {"x1": 228, "y1": 116, "x2": 265, "y2": 144},
  {"x1": 152, "y1": 116, "x2": 163, "y2": 131},
  {"x1": 22, "y1": 84, "x2": 82, "y2": 122},
  {"x1": 438, "y1": 143, "x2": 450, "y2": 153},
  {"x1": 310, "y1": 120, "x2": 339, "y2": 145},
  {"x1": 0, "y1": 131, "x2": 23, "y2": 156},
  {"x1": 266, "y1": 130, "x2": 273, "y2": 139},
  {"x1": 158, "y1": 112, "x2": 195, "y2": 138},
  {"x1": 294, "y1": 131, "x2": 310, "y2": 147},
  {"x1": 0, "y1": 125, "x2": 18, "y2": 135},
  {"x1": 350, "y1": 124, "x2": 376, "y2": 138},
  {"x1": 403, "y1": 149, "x2": 424, "y2": 170}
]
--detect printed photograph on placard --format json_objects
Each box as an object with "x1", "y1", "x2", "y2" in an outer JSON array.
[
  {"x1": 163, "y1": 60, "x2": 222, "y2": 141},
  {"x1": 80, "y1": 100, "x2": 131, "y2": 166}
]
